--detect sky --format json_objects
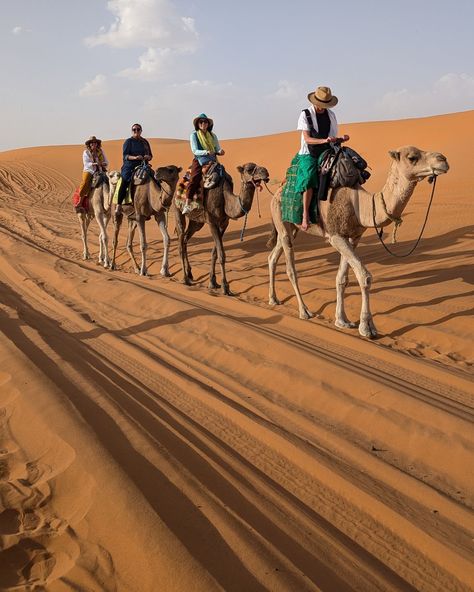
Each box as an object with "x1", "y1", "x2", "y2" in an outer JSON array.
[{"x1": 1, "y1": 0, "x2": 473, "y2": 151}]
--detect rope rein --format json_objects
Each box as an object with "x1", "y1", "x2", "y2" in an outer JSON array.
[
  {"x1": 372, "y1": 175, "x2": 438, "y2": 258},
  {"x1": 238, "y1": 166, "x2": 261, "y2": 242}
]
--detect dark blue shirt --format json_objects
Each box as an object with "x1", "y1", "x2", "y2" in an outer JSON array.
[{"x1": 121, "y1": 137, "x2": 153, "y2": 180}]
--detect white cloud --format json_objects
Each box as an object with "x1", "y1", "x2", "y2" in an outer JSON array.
[
  {"x1": 79, "y1": 74, "x2": 108, "y2": 97},
  {"x1": 118, "y1": 47, "x2": 173, "y2": 80},
  {"x1": 84, "y1": 0, "x2": 198, "y2": 80},
  {"x1": 269, "y1": 80, "x2": 300, "y2": 100},
  {"x1": 12, "y1": 26, "x2": 30, "y2": 35},
  {"x1": 377, "y1": 73, "x2": 474, "y2": 119},
  {"x1": 85, "y1": 0, "x2": 198, "y2": 50}
]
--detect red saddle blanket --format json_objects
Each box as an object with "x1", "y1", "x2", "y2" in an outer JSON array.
[{"x1": 72, "y1": 187, "x2": 90, "y2": 212}]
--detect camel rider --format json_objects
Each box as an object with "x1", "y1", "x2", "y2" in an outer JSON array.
[
  {"x1": 76, "y1": 136, "x2": 109, "y2": 211},
  {"x1": 182, "y1": 113, "x2": 225, "y2": 214},
  {"x1": 115, "y1": 123, "x2": 153, "y2": 215},
  {"x1": 296, "y1": 86, "x2": 349, "y2": 230}
]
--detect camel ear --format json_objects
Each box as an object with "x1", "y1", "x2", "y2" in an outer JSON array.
[
  {"x1": 178, "y1": 166, "x2": 182, "y2": 172},
  {"x1": 389, "y1": 150, "x2": 400, "y2": 161},
  {"x1": 237, "y1": 165, "x2": 244, "y2": 173}
]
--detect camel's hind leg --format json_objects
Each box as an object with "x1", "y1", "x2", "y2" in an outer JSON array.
[
  {"x1": 329, "y1": 235, "x2": 376, "y2": 338},
  {"x1": 155, "y1": 212, "x2": 171, "y2": 277}
]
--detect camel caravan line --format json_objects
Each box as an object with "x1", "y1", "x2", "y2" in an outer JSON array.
[{"x1": 74, "y1": 145, "x2": 449, "y2": 339}]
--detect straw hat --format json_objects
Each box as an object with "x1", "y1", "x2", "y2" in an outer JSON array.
[
  {"x1": 307, "y1": 86, "x2": 338, "y2": 109},
  {"x1": 85, "y1": 135, "x2": 102, "y2": 147},
  {"x1": 193, "y1": 113, "x2": 214, "y2": 131}
]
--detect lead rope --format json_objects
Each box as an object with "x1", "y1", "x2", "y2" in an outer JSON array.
[
  {"x1": 372, "y1": 175, "x2": 438, "y2": 258},
  {"x1": 238, "y1": 166, "x2": 259, "y2": 241}
]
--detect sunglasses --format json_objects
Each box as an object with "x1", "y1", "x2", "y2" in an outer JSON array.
[
  {"x1": 132, "y1": 127, "x2": 142, "y2": 132},
  {"x1": 198, "y1": 120, "x2": 208, "y2": 124}
]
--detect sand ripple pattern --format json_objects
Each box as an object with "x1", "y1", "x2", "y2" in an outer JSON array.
[
  {"x1": 0, "y1": 373, "x2": 115, "y2": 591},
  {"x1": 0, "y1": 147, "x2": 473, "y2": 590}
]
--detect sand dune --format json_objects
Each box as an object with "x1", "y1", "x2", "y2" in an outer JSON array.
[{"x1": 0, "y1": 111, "x2": 472, "y2": 591}]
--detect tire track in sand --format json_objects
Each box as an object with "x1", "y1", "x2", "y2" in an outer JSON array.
[{"x1": 0, "y1": 264, "x2": 472, "y2": 592}]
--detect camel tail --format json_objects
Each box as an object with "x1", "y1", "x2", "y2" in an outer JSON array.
[{"x1": 266, "y1": 222, "x2": 278, "y2": 249}]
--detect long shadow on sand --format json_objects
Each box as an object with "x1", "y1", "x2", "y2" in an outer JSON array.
[
  {"x1": 0, "y1": 283, "x2": 376, "y2": 592},
  {"x1": 0, "y1": 280, "x2": 417, "y2": 592}
]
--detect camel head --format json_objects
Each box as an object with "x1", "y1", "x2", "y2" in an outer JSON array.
[
  {"x1": 154, "y1": 165, "x2": 182, "y2": 207},
  {"x1": 107, "y1": 170, "x2": 121, "y2": 186},
  {"x1": 237, "y1": 163, "x2": 270, "y2": 189},
  {"x1": 389, "y1": 146, "x2": 449, "y2": 183}
]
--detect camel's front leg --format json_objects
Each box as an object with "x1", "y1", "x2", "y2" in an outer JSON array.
[
  {"x1": 329, "y1": 235, "x2": 376, "y2": 338},
  {"x1": 155, "y1": 212, "x2": 171, "y2": 277},
  {"x1": 281, "y1": 232, "x2": 313, "y2": 319},
  {"x1": 111, "y1": 211, "x2": 122, "y2": 270},
  {"x1": 126, "y1": 219, "x2": 141, "y2": 275},
  {"x1": 209, "y1": 221, "x2": 228, "y2": 289},
  {"x1": 268, "y1": 234, "x2": 284, "y2": 305},
  {"x1": 334, "y1": 256, "x2": 357, "y2": 329},
  {"x1": 209, "y1": 223, "x2": 231, "y2": 295},
  {"x1": 175, "y1": 207, "x2": 193, "y2": 285},
  {"x1": 334, "y1": 237, "x2": 362, "y2": 329},
  {"x1": 78, "y1": 213, "x2": 91, "y2": 260},
  {"x1": 96, "y1": 213, "x2": 110, "y2": 268}
]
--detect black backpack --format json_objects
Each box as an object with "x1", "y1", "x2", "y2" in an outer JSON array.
[{"x1": 321, "y1": 145, "x2": 371, "y2": 189}]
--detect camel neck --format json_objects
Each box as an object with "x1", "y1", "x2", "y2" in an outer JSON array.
[
  {"x1": 223, "y1": 180, "x2": 255, "y2": 219},
  {"x1": 381, "y1": 164, "x2": 417, "y2": 218}
]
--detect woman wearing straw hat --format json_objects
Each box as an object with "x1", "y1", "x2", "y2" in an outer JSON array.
[
  {"x1": 295, "y1": 86, "x2": 349, "y2": 230},
  {"x1": 76, "y1": 136, "x2": 109, "y2": 212},
  {"x1": 182, "y1": 113, "x2": 225, "y2": 214}
]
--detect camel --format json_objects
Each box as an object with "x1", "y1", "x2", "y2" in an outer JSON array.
[
  {"x1": 175, "y1": 162, "x2": 270, "y2": 295},
  {"x1": 268, "y1": 146, "x2": 449, "y2": 338},
  {"x1": 76, "y1": 170, "x2": 120, "y2": 268},
  {"x1": 111, "y1": 165, "x2": 181, "y2": 276}
]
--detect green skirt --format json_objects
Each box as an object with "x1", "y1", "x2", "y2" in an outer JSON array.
[{"x1": 281, "y1": 154, "x2": 319, "y2": 224}]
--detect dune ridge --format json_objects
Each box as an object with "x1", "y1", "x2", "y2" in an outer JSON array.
[{"x1": 0, "y1": 111, "x2": 473, "y2": 591}]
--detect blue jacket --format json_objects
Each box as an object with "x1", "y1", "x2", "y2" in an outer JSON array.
[{"x1": 190, "y1": 131, "x2": 221, "y2": 166}]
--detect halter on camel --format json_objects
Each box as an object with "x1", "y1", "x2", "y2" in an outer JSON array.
[{"x1": 372, "y1": 174, "x2": 438, "y2": 258}]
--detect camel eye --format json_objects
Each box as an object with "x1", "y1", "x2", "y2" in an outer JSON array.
[{"x1": 407, "y1": 155, "x2": 418, "y2": 163}]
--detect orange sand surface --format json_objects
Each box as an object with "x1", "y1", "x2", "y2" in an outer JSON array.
[{"x1": 0, "y1": 111, "x2": 472, "y2": 591}]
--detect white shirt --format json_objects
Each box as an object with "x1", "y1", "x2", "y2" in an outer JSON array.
[
  {"x1": 83, "y1": 148, "x2": 109, "y2": 174},
  {"x1": 297, "y1": 106, "x2": 338, "y2": 155}
]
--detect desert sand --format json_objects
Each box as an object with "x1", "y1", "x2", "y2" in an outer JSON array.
[{"x1": 0, "y1": 111, "x2": 472, "y2": 591}]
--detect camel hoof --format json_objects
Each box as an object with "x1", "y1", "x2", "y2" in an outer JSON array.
[
  {"x1": 335, "y1": 319, "x2": 358, "y2": 329},
  {"x1": 269, "y1": 297, "x2": 281, "y2": 306},
  {"x1": 160, "y1": 269, "x2": 171, "y2": 278},
  {"x1": 209, "y1": 280, "x2": 221, "y2": 290},
  {"x1": 299, "y1": 309, "x2": 314, "y2": 320},
  {"x1": 359, "y1": 323, "x2": 377, "y2": 339},
  {"x1": 183, "y1": 277, "x2": 193, "y2": 286}
]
